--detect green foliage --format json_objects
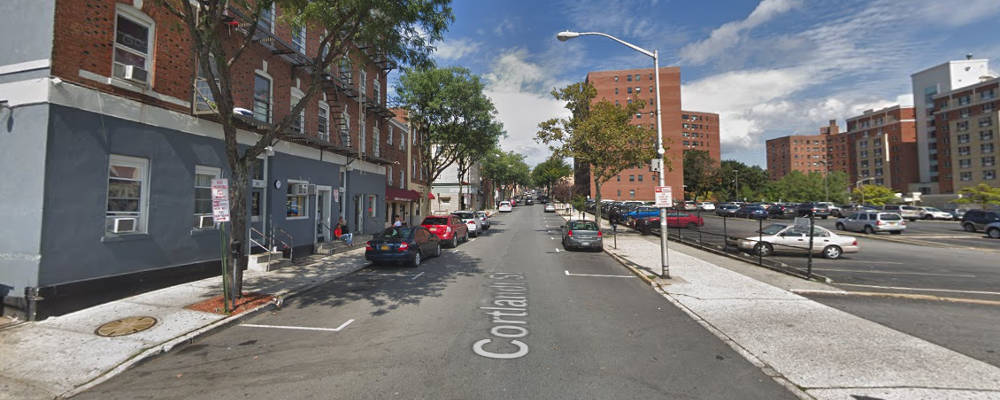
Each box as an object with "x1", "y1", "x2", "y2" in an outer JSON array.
[
  {"x1": 531, "y1": 156, "x2": 572, "y2": 194},
  {"x1": 713, "y1": 160, "x2": 768, "y2": 202},
  {"x1": 851, "y1": 184, "x2": 896, "y2": 205},
  {"x1": 683, "y1": 150, "x2": 718, "y2": 201},
  {"x1": 954, "y1": 183, "x2": 1000, "y2": 207},
  {"x1": 396, "y1": 66, "x2": 504, "y2": 186},
  {"x1": 571, "y1": 194, "x2": 587, "y2": 211},
  {"x1": 765, "y1": 171, "x2": 850, "y2": 203},
  {"x1": 481, "y1": 150, "x2": 530, "y2": 199}
]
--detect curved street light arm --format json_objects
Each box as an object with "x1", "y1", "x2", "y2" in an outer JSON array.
[{"x1": 576, "y1": 32, "x2": 655, "y2": 58}]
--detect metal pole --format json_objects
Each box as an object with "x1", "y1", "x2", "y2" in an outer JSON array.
[
  {"x1": 758, "y1": 217, "x2": 763, "y2": 266},
  {"x1": 807, "y1": 212, "x2": 815, "y2": 277},
  {"x1": 654, "y1": 50, "x2": 669, "y2": 279},
  {"x1": 723, "y1": 215, "x2": 728, "y2": 250},
  {"x1": 697, "y1": 208, "x2": 703, "y2": 245}
]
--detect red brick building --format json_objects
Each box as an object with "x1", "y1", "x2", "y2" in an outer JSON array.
[
  {"x1": 844, "y1": 106, "x2": 918, "y2": 192},
  {"x1": 930, "y1": 77, "x2": 999, "y2": 193},
  {"x1": 766, "y1": 133, "x2": 831, "y2": 181},
  {"x1": 573, "y1": 67, "x2": 720, "y2": 201}
]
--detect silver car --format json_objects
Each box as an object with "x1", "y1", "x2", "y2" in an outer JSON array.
[
  {"x1": 561, "y1": 220, "x2": 603, "y2": 251},
  {"x1": 453, "y1": 211, "x2": 482, "y2": 237},
  {"x1": 986, "y1": 222, "x2": 1000, "y2": 239},
  {"x1": 475, "y1": 211, "x2": 490, "y2": 230},
  {"x1": 836, "y1": 212, "x2": 906, "y2": 234},
  {"x1": 738, "y1": 223, "x2": 859, "y2": 259}
]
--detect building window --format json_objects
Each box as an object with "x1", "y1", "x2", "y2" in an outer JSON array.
[
  {"x1": 194, "y1": 56, "x2": 218, "y2": 113},
  {"x1": 986, "y1": 170, "x2": 997, "y2": 181},
  {"x1": 286, "y1": 181, "x2": 309, "y2": 219},
  {"x1": 290, "y1": 93, "x2": 304, "y2": 134},
  {"x1": 627, "y1": 87, "x2": 633, "y2": 94},
  {"x1": 635, "y1": 113, "x2": 642, "y2": 119},
  {"x1": 626, "y1": 75, "x2": 632, "y2": 82},
  {"x1": 369, "y1": 195, "x2": 378, "y2": 217},
  {"x1": 985, "y1": 103, "x2": 995, "y2": 112},
  {"x1": 400, "y1": 170, "x2": 405, "y2": 189},
  {"x1": 340, "y1": 109, "x2": 351, "y2": 146},
  {"x1": 615, "y1": 88, "x2": 619, "y2": 95},
  {"x1": 258, "y1": 3, "x2": 275, "y2": 32},
  {"x1": 193, "y1": 166, "x2": 220, "y2": 228},
  {"x1": 629, "y1": 190, "x2": 635, "y2": 198},
  {"x1": 634, "y1": 74, "x2": 640, "y2": 81},
  {"x1": 359, "y1": 69, "x2": 367, "y2": 96},
  {"x1": 400, "y1": 128, "x2": 406, "y2": 150},
  {"x1": 984, "y1": 156, "x2": 996, "y2": 167},
  {"x1": 959, "y1": 159, "x2": 972, "y2": 169},
  {"x1": 616, "y1": 175, "x2": 620, "y2": 182},
  {"x1": 983, "y1": 143, "x2": 995, "y2": 153},
  {"x1": 373, "y1": 79, "x2": 381, "y2": 104},
  {"x1": 980, "y1": 117, "x2": 993, "y2": 127},
  {"x1": 614, "y1": 75, "x2": 619, "y2": 82},
  {"x1": 339, "y1": 56, "x2": 353, "y2": 84},
  {"x1": 360, "y1": 113, "x2": 367, "y2": 155},
  {"x1": 649, "y1": 86, "x2": 654, "y2": 93},
  {"x1": 373, "y1": 120, "x2": 381, "y2": 157},
  {"x1": 629, "y1": 175, "x2": 635, "y2": 181},
  {"x1": 112, "y1": 8, "x2": 154, "y2": 86},
  {"x1": 635, "y1": 86, "x2": 641, "y2": 93},
  {"x1": 106, "y1": 155, "x2": 149, "y2": 234},
  {"x1": 387, "y1": 125, "x2": 393, "y2": 145},
  {"x1": 960, "y1": 171, "x2": 973, "y2": 181},
  {"x1": 292, "y1": 25, "x2": 306, "y2": 53},
  {"x1": 318, "y1": 101, "x2": 330, "y2": 141},
  {"x1": 253, "y1": 73, "x2": 271, "y2": 123},
  {"x1": 958, "y1": 134, "x2": 970, "y2": 144},
  {"x1": 637, "y1": 174, "x2": 643, "y2": 182}
]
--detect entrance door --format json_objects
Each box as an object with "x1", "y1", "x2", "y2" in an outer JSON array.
[{"x1": 316, "y1": 186, "x2": 332, "y2": 243}]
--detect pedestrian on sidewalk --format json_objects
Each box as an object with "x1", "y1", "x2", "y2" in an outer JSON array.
[
  {"x1": 336, "y1": 217, "x2": 353, "y2": 245},
  {"x1": 393, "y1": 214, "x2": 404, "y2": 227}
]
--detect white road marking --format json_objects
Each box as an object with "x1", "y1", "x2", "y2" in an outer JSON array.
[
  {"x1": 555, "y1": 248, "x2": 560, "y2": 253},
  {"x1": 836, "y1": 283, "x2": 1000, "y2": 296},
  {"x1": 411, "y1": 272, "x2": 425, "y2": 280},
  {"x1": 240, "y1": 319, "x2": 355, "y2": 332},
  {"x1": 470, "y1": 238, "x2": 477, "y2": 242},
  {"x1": 812, "y1": 268, "x2": 975, "y2": 277},
  {"x1": 550, "y1": 237, "x2": 555, "y2": 240},
  {"x1": 564, "y1": 270, "x2": 635, "y2": 278}
]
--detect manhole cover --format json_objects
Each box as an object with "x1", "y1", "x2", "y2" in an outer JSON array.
[{"x1": 95, "y1": 316, "x2": 157, "y2": 337}]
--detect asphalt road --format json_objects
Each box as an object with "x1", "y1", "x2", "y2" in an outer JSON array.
[{"x1": 77, "y1": 206, "x2": 796, "y2": 400}]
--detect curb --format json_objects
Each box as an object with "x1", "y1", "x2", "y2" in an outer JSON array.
[{"x1": 57, "y1": 249, "x2": 370, "y2": 399}]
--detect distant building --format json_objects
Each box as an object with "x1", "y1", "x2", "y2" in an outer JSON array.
[
  {"x1": 844, "y1": 106, "x2": 918, "y2": 193},
  {"x1": 931, "y1": 76, "x2": 999, "y2": 193},
  {"x1": 910, "y1": 57, "x2": 990, "y2": 194},
  {"x1": 766, "y1": 133, "x2": 831, "y2": 181}
]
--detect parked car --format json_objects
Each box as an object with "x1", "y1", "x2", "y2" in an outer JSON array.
[
  {"x1": 796, "y1": 202, "x2": 831, "y2": 219},
  {"x1": 737, "y1": 223, "x2": 859, "y2": 259},
  {"x1": 561, "y1": 220, "x2": 603, "y2": 251},
  {"x1": 683, "y1": 201, "x2": 698, "y2": 211},
  {"x1": 735, "y1": 205, "x2": 769, "y2": 219},
  {"x1": 666, "y1": 212, "x2": 704, "y2": 228},
  {"x1": 498, "y1": 201, "x2": 512, "y2": 212},
  {"x1": 525, "y1": 198, "x2": 534, "y2": 205},
  {"x1": 942, "y1": 208, "x2": 968, "y2": 221},
  {"x1": 716, "y1": 203, "x2": 741, "y2": 217},
  {"x1": 836, "y1": 212, "x2": 906, "y2": 234},
  {"x1": 881, "y1": 205, "x2": 920, "y2": 221},
  {"x1": 544, "y1": 204, "x2": 556, "y2": 213},
  {"x1": 453, "y1": 211, "x2": 482, "y2": 237},
  {"x1": 475, "y1": 211, "x2": 490, "y2": 230},
  {"x1": 365, "y1": 226, "x2": 442, "y2": 267},
  {"x1": 917, "y1": 206, "x2": 953, "y2": 220},
  {"x1": 986, "y1": 222, "x2": 1000, "y2": 239},
  {"x1": 421, "y1": 214, "x2": 468, "y2": 248},
  {"x1": 538, "y1": 196, "x2": 550, "y2": 204},
  {"x1": 961, "y1": 209, "x2": 1000, "y2": 232},
  {"x1": 624, "y1": 206, "x2": 660, "y2": 226},
  {"x1": 767, "y1": 204, "x2": 797, "y2": 219},
  {"x1": 698, "y1": 202, "x2": 716, "y2": 211},
  {"x1": 818, "y1": 202, "x2": 842, "y2": 217}
]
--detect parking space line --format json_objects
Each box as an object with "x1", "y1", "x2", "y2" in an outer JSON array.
[
  {"x1": 836, "y1": 283, "x2": 1000, "y2": 296},
  {"x1": 240, "y1": 319, "x2": 355, "y2": 332},
  {"x1": 564, "y1": 270, "x2": 635, "y2": 278},
  {"x1": 555, "y1": 248, "x2": 560, "y2": 253},
  {"x1": 812, "y1": 268, "x2": 974, "y2": 277},
  {"x1": 411, "y1": 272, "x2": 425, "y2": 280}
]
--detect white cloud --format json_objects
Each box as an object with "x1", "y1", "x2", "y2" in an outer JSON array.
[
  {"x1": 434, "y1": 38, "x2": 482, "y2": 61},
  {"x1": 494, "y1": 18, "x2": 516, "y2": 36},
  {"x1": 913, "y1": 0, "x2": 1000, "y2": 26},
  {"x1": 679, "y1": 0, "x2": 800, "y2": 65}
]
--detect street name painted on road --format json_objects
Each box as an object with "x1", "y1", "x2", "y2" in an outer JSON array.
[{"x1": 473, "y1": 272, "x2": 530, "y2": 360}]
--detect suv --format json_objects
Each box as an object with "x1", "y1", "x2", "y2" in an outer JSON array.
[
  {"x1": 881, "y1": 205, "x2": 920, "y2": 221},
  {"x1": 817, "y1": 202, "x2": 842, "y2": 217},
  {"x1": 836, "y1": 212, "x2": 906, "y2": 234},
  {"x1": 796, "y1": 202, "x2": 831, "y2": 219},
  {"x1": 961, "y1": 210, "x2": 1000, "y2": 233},
  {"x1": 916, "y1": 206, "x2": 952, "y2": 220},
  {"x1": 452, "y1": 211, "x2": 482, "y2": 237},
  {"x1": 421, "y1": 215, "x2": 469, "y2": 247}
]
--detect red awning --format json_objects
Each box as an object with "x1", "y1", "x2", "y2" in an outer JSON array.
[
  {"x1": 428, "y1": 192, "x2": 435, "y2": 200},
  {"x1": 386, "y1": 187, "x2": 421, "y2": 202}
]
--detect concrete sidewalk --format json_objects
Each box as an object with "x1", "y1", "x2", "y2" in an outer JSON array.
[
  {"x1": 0, "y1": 248, "x2": 370, "y2": 400},
  {"x1": 559, "y1": 212, "x2": 1000, "y2": 399}
]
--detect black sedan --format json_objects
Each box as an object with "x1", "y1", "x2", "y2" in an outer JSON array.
[
  {"x1": 365, "y1": 226, "x2": 441, "y2": 267},
  {"x1": 735, "y1": 205, "x2": 769, "y2": 219},
  {"x1": 767, "y1": 204, "x2": 796, "y2": 219}
]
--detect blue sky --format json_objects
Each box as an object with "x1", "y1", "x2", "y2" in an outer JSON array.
[{"x1": 407, "y1": 0, "x2": 1000, "y2": 167}]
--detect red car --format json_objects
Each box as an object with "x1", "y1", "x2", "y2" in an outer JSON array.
[
  {"x1": 635, "y1": 211, "x2": 704, "y2": 234},
  {"x1": 421, "y1": 214, "x2": 469, "y2": 248}
]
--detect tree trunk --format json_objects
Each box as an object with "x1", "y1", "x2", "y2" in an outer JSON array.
[
  {"x1": 457, "y1": 159, "x2": 465, "y2": 211},
  {"x1": 227, "y1": 154, "x2": 250, "y2": 299},
  {"x1": 594, "y1": 180, "x2": 602, "y2": 228}
]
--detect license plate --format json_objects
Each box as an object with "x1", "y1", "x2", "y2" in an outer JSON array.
[
  {"x1": 380, "y1": 245, "x2": 390, "y2": 251},
  {"x1": 581, "y1": 242, "x2": 590, "y2": 246}
]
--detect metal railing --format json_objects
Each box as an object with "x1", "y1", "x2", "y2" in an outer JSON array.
[
  {"x1": 272, "y1": 227, "x2": 295, "y2": 260},
  {"x1": 249, "y1": 226, "x2": 270, "y2": 253}
]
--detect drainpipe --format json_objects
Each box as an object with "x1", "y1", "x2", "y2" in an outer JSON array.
[
  {"x1": 261, "y1": 148, "x2": 271, "y2": 244},
  {"x1": 24, "y1": 287, "x2": 42, "y2": 321}
]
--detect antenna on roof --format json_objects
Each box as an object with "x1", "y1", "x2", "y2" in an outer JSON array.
[{"x1": 966, "y1": 53, "x2": 973, "y2": 60}]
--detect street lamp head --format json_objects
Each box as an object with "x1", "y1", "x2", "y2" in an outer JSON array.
[{"x1": 556, "y1": 31, "x2": 580, "y2": 41}]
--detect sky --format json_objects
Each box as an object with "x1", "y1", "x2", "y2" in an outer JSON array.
[{"x1": 397, "y1": 0, "x2": 1000, "y2": 167}]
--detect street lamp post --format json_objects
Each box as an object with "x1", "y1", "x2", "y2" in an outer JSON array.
[
  {"x1": 818, "y1": 160, "x2": 829, "y2": 202},
  {"x1": 855, "y1": 177, "x2": 875, "y2": 205},
  {"x1": 557, "y1": 30, "x2": 670, "y2": 278}
]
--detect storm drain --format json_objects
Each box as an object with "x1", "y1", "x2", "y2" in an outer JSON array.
[{"x1": 95, "y1": 316, "x2": 158, "y2": 337}]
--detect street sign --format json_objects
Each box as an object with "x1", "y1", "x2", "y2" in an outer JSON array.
[
  {"x1": 793, "y1": 217, "x2": 810, "y2": 231},
  {"x1": 649, "y1": 159, "x2": 662, "y2": 172},
  {"x1": 211, "y1": 178, "x2": 231, "y2": 222},
  {"x1": 654, "y1": 186, "x2": 672, "y2": 208}
]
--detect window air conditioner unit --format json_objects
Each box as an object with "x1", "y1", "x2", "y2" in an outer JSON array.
[
  {"x1": 198, "y1": 215, "x2": 215, "y2": 229},
  {"x1": 252, "y1": 180, "x2": 265, "y2": 188},
  {"x1": 293, "y1": 183, "x2": 310, "y2": 195},
  {"x1": 113, "y1": 217, "x2": 137, "y2": 233},
  {"x1": 122, "y1": 65, "x2": 148, "y2": 84}
]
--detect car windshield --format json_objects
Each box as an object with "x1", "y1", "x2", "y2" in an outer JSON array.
[
  {"x1": 568, "y1": 221, "x2": 599, "y2": 231},
  {"x1": 924, "y1": 207, "x2": 941, "y2": 212},
  {"x1": 880, "y1": 213, "x2": 902, "y2": 220},
  {"x1": 375, "y1": 227, "x2": 412, "y2": 239},
  {"x1": 422, "y1": 217, "x2": 449, "y2": 225},
  {"x1": 760, "y1": 224, "x2": 787, "y2": 235},
  {"x1": 500, "y1": 202, "x2": 510, "y2": 206},
  {"x1": 454, "y1": 212, "x2": 474, "y2": 219}
]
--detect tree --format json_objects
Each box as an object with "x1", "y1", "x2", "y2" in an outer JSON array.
[
  {"x1": 714, "y1": 160, "x2": 767, "y2": 202},
  {"x1": 852, "y1": 184, "x2": 896, "y2": 205},
  {"x1": 683, "y1": 150, "x2": 717, "y2": 201},
  {"x1": 395, "y1": 67, "x2": 504, "y2": 214},
  {"x1": 537, "y1": 82, "x2": 658, "y2": 226},
  {"x1": 480, "y1": 150, "x2": 530, "y2": 202},
  {"x1": 159, "y1": 0, "x2": 452, "y2": 304},
  {"x1": 531, "y1": 156, "x2": 572, "y2": 197},
  {"x1": 552, "y1": 181, "x2": 573, "y2": 202},
  {"x1": 954, "y1": 183, "x2": 1000, "y2": 208}
]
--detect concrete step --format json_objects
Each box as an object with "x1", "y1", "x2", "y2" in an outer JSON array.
[{"x1": 247, "y1": 251, "x2": 289, "y2": 272}]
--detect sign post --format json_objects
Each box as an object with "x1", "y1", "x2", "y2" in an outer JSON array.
[
  {"x1": 654, "y1": 186, "x2": 672, "y2": 278},
  {"x1": 211, "y1": 179, "x2": 232, "y2": 312}
]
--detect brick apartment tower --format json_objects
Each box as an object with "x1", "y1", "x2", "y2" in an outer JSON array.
[
  {"x1": 931, "y1": 77, "x2": 999, "y2": 193},
  {"x1": 843, "y1": 106, "x2": 918, "y2": 193},
  {"x1": 574, "y1": 67, "x2": 719, "y2": 201},
  {"x1": 766, "y1": 133, "x2": 831, "y2": 181}
]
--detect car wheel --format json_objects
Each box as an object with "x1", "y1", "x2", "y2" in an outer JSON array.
[
  {"x1": 864, "y1": 225, "x2": 875, "y2": 234},
  {"x1": 963, "y1": 223, "x2": 976, "y2": 232},
  {"x1": 909, "y1": 218, "x2": 917, "y2": 222},
  {"x1": 754, "y1": 243, "x2": 773, "y2": 257},
  {"x1": 923, "y1": 215, "x2": 932, "y2": 220},
  {"x1": 410, "y1": 251, "x2": 422, "y2": 268},
  {"x1": 836, "y1": 222, "x2": 845, "y2": 230},
  {"x1": 435, "y1": 243, "x2": 442, "y2": 257},
  {"x1": 686, "y1": 222, "x2": 697, "y2": 229},
  {"x1": 821, "y1": 216, "x2": 828, "y2": 220},
  {"x1": 450, "y1": 236, "x2": 458, "y2": 248},
  {"x1": 823, "y1": 245, "x2": 842, "y2": 259},
  {"x1": 890, "y1": 230, "x2": 902, "y2": 235},
  {"x1": 988, "y1": 228, "x2": 1000, "y2": 239}
]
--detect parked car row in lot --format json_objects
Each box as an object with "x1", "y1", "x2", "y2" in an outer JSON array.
[
  {"x1": 365, "y1": 210, "x2": 496, "y2": 267},
  {"x1": 735, "y1": 223, "x2": 859, "y2": 259}
]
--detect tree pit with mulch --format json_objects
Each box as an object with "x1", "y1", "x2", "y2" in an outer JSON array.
[{"x1": 185, "y1": 292, "x2": 275, "y2": 315}]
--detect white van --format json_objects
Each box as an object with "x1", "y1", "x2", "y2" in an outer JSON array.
[{"x1": 499, "y1": 201, "x2": 512, "y2": 212}]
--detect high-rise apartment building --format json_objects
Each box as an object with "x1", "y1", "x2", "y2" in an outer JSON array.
[
  {"x1": 910, "y1": 57, "x2": 990, "y2": 194},
  {"x1": 822, "y1": 120, "x2": 851, "y2": 176},
  {"x1": 931, "y1": 76, "x2": 999, "y2": 192},
  {"x1": 765, "y1": 132, "x2": 830, "y2": 181},
  {"x1": 844, "y1": 106, "x2": 918, "y2": 192},
  {"x1": 572, "y1": 67, "x2": 720, "y2": 201}
]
